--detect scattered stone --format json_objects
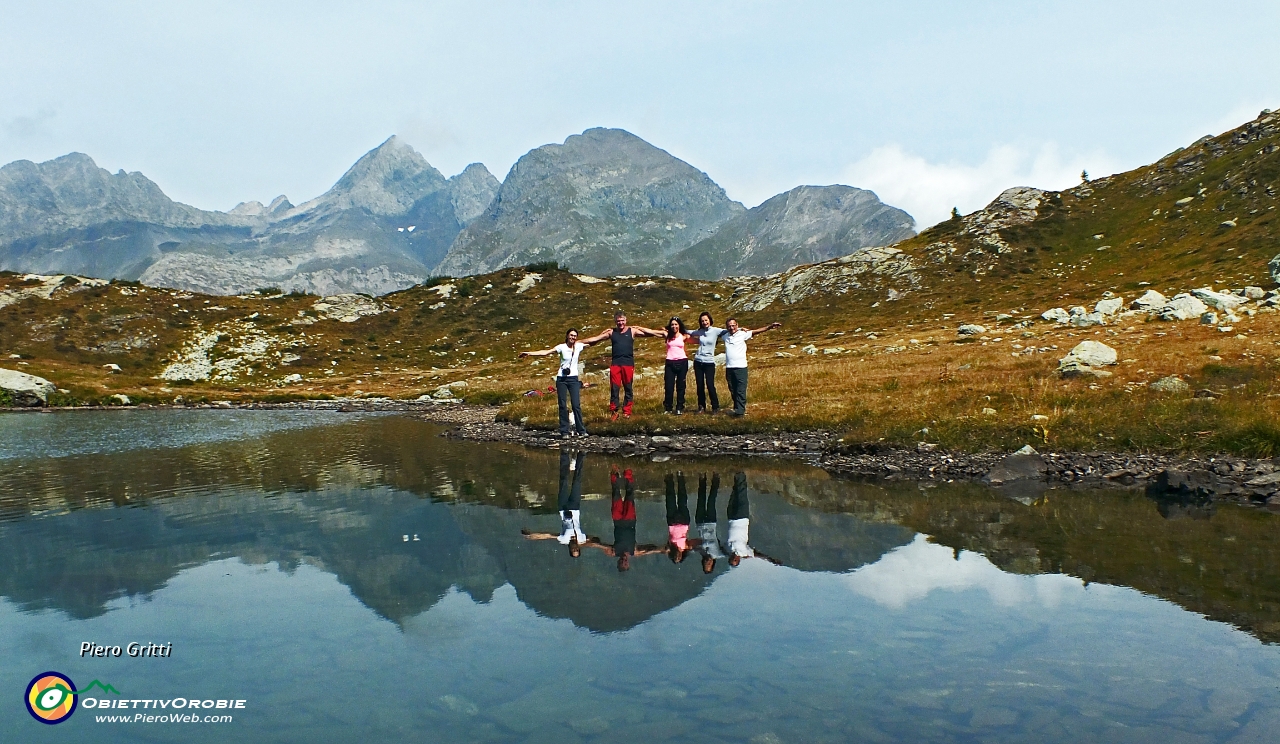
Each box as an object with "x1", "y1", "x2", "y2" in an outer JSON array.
[
  {"x1": 981, "y1": 407, "x2": 997, "y2": 415},
  {"x1": 1243, "y1": 286, "x2": 1265, "y2": 300},
  {"x1": 282, "y1": 373, "x2": 303, "y2": 384},
  {"x1": 801, "y1": 344, "x2": 818, "y2": 355},
  {"x1": 0, "y1": 367, "x2": 57, "y2": 406},
  {"x1": 102, "y1": 363, "x2": 122, "y2": 373},
  {"x1": 1151, "y1": 375, "x2": 1191, "y2": 393},
  {"x1": 1220, "y1": 219, "x2": 1237, "y2": 228},
  {"x1": 1014, "y1": 444, "x2": 1038, "y2": 455},
  {"x1": 1175, "y1": 196, "x2": 1195, "y2": 206},
  {"x1": 1030, "y1": 414, "x2": 1049, "y2": 422},
  {"x1": 1269, "y1": 253, "x2": 1280, "y2": 285},
  {"x1": 1040, "y1": 308, "x2": 1070, "y2": 324},
  {"x1": 1201, "y1": 311, "x2": 1219, "y2": 325},
  {"x1": 110, "y1": 394, "x2": 131, "y2": 405},
  {"x1": 957, "y1": 324, "x2": 987, "y2": 336}
]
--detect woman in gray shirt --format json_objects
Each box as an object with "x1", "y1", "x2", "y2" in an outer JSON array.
[{"x1": 687, "y1": 312, "x2": 724, "y2": 414}]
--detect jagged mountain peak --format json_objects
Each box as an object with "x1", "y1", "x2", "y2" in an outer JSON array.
[
  {"x1": 446, "y1": 163, "x2": 500, "y2": 225},
  {"x1": 310, "y1": 135, "x2": 448, "y2": 216}
]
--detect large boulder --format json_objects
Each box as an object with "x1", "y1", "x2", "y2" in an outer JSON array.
[
  {"x1": 1269, "y1": 253, "x2": 1280, "y2": 286},
  {"x1": 1058, "y1": 340, "x2": 1117, "y2": 378},
  {"x1": 1041, "y1": 308, "x2": 1070, "y2": 324},
  {"x1": 1130, "y1": 289, "x2": 1167, "y2": 311},
  {"x1": 1157, "y1": 293, "x2": 1209, "y2": 321},
  {"x1": 1060, "y1": 340, "x2": 1117, "y2": 367},
  {"x1": 0, "y1": 368, "x2": 57, "y2": 406},
  {"x1": 1095, "y1": 297, "x2": 1125, "y2": 315},
  {"x1": 1191, "y1": 287, "x2": 1246, "y2": 311}
]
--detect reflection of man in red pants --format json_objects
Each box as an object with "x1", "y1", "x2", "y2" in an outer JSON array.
[{"x1": 583, "y1": 312, "x2": 661, "y2": 420}]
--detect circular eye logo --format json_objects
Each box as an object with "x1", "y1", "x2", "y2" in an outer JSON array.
[{"x1": 25, "y1": 672, "x2": 78, "y2": 724}]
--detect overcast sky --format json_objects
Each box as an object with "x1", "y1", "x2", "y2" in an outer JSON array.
[{"x1": 3, "y1": 1, "x2": 1277, "y2": 227}]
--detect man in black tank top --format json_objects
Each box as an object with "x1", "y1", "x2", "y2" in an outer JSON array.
[{"x1": 582, "y1": 312, "x2": 661, "y2": 419}]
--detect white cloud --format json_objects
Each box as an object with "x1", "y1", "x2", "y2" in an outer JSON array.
[
  {"x1": 843, "y1": 143, "x2": 1118, "y2": 230},
  {"x1": 843, "y1": 534, "x2": 1086, "y2": 610}
]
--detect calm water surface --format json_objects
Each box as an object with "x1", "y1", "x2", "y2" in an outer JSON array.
[{"x1": 2, "y1": 411, "x2": 1279, "y2": 743}]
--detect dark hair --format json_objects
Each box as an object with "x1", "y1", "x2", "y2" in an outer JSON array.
[
  {"x1": 614, "y1": 311, "x2": 627, "y2": 320},
  {"x1": 726, "y1": 317, "x2": 739, "y2": 327},
  {"x1": 564, "y1": 328, "x2": 579, "y2": 344},
  {"x1": 699, "y1": 311, "x2": 714, "y2": 325},
  {"x1": 665, "y1": 316, "x2": 686, "y2": 340}
]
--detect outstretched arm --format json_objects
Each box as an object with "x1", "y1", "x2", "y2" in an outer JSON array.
[
  {"x1": 580, "y1": 329, "x2": 612, "y2": 344},
  {"x1": 633, "y1": 326, "x2": 665, "y2": 338},
  {"x1": 518, "y1": 348, "x2": 556, "y2": 359},
  {"x1": 748, "y1": 322, "x2": 782, "y2": 335},
  {"x1": 521, "y1": 530, "x2": 560, "y2": 540}
]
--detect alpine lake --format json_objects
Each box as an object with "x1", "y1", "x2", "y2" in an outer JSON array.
[{"x1": 2, "y1": 410, "x2": 1279, "y2": 743}]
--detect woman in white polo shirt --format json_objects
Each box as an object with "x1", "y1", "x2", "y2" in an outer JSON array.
[
  {"x1": 519, "y1": 328, "x2": 598, "y2": 437},
  {"x1": 721, "y1": 318, "x2": 782, "y2": 416}
]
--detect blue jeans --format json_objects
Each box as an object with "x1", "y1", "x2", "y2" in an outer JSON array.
[{"x1": 556, "y1": 376, "x2": 586, "y2": 434}]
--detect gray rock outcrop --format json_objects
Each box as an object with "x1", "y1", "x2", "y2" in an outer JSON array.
[
  {"x1": 663, "y1": 185, "x2": 915, "y2": 279},
  {"x1": 0, "y1": 367, "x2": 57, "y2": 406}
]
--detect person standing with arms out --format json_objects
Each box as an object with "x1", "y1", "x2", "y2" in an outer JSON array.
[
  {"x1": 581, "y1": 312, "x2": 662, "y2": 421},
  {"x1": 723, "y1": 471, "x2": 780, "y2": 567},
  {"x1": 722, "y1": 318, "x2": 782, "y2": 417},
  {"x1": 664, "y1": 471, "x2": 692, "y2": 563},
  {"x1": 583, "y1": 465, "x2": 662, "y2": 571},
  {"x1": 691, "y1": 473, "x2": 725, "y2": 574},
  {"x1": 688, "y1": 312, "x2": 724, "y2": 414},
  {"x1": 662, "y1": 317, "x2": 693, "y2": 415},
  {"x1": 521, "y1": 448, "x2": 587, "y2": 557},
  {"x1": 519, "y1": 328, "x2": 596, "y2": 438}
]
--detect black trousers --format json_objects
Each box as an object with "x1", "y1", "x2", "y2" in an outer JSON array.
[
  {"x1": 725, "y1": 367, "x2": 748, "y2": 414},
  {"x1": 694, "y1": 360, "x2": 719, "y2": 411},
  {"x1": 728, "y1": 472, "x2": 750, "y2": 520},
  {"x1": 663, "y1": 359, "x2": 689, "y2": 412},
  {"x1": 558, "y1": 449, "x2": 584, "y2": 513},
  {"x1": 556, "y1": 376, "x2": 586, "y2": 434},
  {"x1": 696, "y1": 473, "x2": 720, "y2": 523},
  {"x1": 665, "y1": 472, "x2": 690, "y2": 526}
]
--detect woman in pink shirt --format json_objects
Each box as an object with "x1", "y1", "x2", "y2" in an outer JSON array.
[
  {"x1": 665, "y1": 472, "x2": 692, "y2": 563},
  {"x1": 663, "y1": 317, "x2": 693, "y2": 415}
]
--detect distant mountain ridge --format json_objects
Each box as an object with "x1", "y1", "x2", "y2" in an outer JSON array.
[
  {"x1": 0, "y1": 130, "x2": 915, "y2": 294},
  {"x1": 666, "y1": 185, "x2": 916, "y2": 279}
]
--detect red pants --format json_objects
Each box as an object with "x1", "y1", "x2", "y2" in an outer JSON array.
[{"x1": 609, "y1": 365, "x2": 635, "y2": 415}]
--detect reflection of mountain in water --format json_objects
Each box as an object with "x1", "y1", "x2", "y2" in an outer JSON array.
[{"x1": 0, "y1": 413, "x2": 912, "y2": 632}]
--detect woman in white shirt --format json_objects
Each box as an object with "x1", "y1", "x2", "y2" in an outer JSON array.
[{"x1": 519, "y1": 328, "x2": 597, "y2": 438}]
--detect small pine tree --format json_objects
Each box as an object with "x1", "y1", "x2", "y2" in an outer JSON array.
[
  {"x1": 1081, "y1": 169, "x2": 1090, "y2": 183},
  {"x1": 951, "y1": 206, "x2": 961, "y2": 221}
]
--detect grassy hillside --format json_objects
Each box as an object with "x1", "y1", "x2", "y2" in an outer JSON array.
[{"x1": 2, "y1": 109, "x2": 1279, "y2": 454}]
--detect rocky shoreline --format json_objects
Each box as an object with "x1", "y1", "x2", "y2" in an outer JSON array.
[
  {"x1": 412, "y1": 406, "x2": 1280, "y2": 512},
  {"x1": 5, "y1": 399, "x2": 1278, "y2": 511}
]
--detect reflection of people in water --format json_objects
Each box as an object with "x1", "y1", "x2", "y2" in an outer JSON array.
[
  {"x1": 722, "y1": 472, "x2": 780, "y2": 567},
  {"x1": 691, "y1": 473, "x2": 725, "y2": 573},
  {"x1": 521, "y1": 449, "x2": 588, "y2": 557},
  {"x1": 665, "y1": 472, "x2": 692, "y2": 563},
  {"x1": 582, "y1": 464, "x2": 662, "y2": 571}
]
